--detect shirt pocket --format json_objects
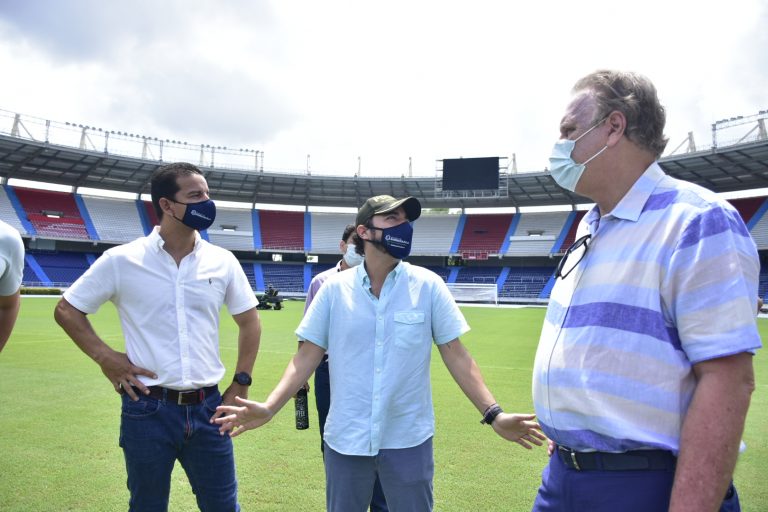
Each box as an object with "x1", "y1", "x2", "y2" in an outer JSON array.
[{"x1": 394, "y1": 311, "x2": 427, "y2": 349}]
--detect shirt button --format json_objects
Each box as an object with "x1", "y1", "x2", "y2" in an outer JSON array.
[{"x1": 376, "y1": 368, "x2": 381, "y2": 373}]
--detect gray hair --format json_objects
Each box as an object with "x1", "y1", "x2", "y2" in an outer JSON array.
[{"x1": 574, "y1": 70, "x2": 669, "y2": 159}]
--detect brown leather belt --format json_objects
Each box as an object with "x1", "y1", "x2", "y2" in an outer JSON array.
[{"x1": 130, "y1": 385, "x2": 218, "y2": 405}]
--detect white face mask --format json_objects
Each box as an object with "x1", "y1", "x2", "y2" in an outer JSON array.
[
  {"x1": 342, "y1": 243, "x2": 364, "y2": 267},
  {"x1": 549, "y1": 118, "x2": 608, "y2": 192}
]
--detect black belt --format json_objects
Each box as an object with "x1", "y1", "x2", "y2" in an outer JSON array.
[
  {"x1": 131, "y1": 385, "x2": 218, "y2": 405},
  {"x1": 557, "y1": 445, "x2": 676, "y2": 471}
]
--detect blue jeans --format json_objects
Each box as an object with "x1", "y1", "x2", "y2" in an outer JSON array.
[
  {"x1": 317, "y1": 358, "x2": 388, "y2": 512},
  {"x1": 531, "y1": 450, "x2": 741, "y2": 512},
  {"x1": 324, "y1": 438, "x2": 433, "y2": 512},
  {"x1": 119, "y1": 388, "x2": 240, "y2": 512}
]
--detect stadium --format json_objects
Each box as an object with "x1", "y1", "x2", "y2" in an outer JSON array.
[
  {"x1": 1, "y1": 108, "x2": 768, "y2": 511},
  {"x1": 3, "y1": 108, "x2": 768, "y2": 302}
]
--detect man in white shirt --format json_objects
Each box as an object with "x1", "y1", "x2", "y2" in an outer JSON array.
[
  {"x1": 216, "y1": 194, "x2": 544, "y2": 512},
  {"x1": 0, "y1": 219, "x2": 24, "y2": 353},
  {"x1": 55, "y1": 162, "x2": 261, "y2": 512}
]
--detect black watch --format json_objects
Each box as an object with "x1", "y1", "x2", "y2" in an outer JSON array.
[{"x1": 233, "y1": 372, "x2": 252, "y2": 386}]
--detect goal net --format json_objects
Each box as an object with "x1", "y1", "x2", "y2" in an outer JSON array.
[{"x1": 446, "y1": 283, "x2": 498, "y2": 305}]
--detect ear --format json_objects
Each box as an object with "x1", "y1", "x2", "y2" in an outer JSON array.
[
  {"x1": 339, "y1": 239, "x2": 346, "y2": 252},
  {"x1": 159, "y1": 197, "x2": 175, "y2": 217},
  {"x1": 605, "y1": 111, "x2": 626, "y2": 147},
  {"x1": 356, "y1": 224, "x2": 369, "y2": 239}
]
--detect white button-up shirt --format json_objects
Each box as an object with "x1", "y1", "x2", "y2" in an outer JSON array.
[
  {"x1": 64, "y1": 227, "x2": 258, "y2": 390},
  {"x1": 296, "y1": 261, "x2": 469, "y2": 456}
]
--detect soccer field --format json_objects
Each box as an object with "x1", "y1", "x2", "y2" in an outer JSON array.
[{"x1": 1, "y1": 298, "x2": 766, "y2": 511}]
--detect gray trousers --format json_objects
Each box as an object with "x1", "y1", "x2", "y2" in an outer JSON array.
[{"x1": 324, "y1": 437, "x2": 434, "y2": 512}]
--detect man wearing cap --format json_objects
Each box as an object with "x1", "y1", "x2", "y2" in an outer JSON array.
[{"x1": 216, "y1": 194, "x2": 544, "y2": 511}]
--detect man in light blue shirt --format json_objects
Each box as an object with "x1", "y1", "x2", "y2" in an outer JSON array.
[{"x1": 217, "y1": 194, "x2": 544, "y2": 512}]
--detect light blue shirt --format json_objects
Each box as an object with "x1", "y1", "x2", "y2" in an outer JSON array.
[
  {"x1": 296, "y1": 261, "x2": 469, "y2": 456},
  {"x1": 533, "y1": 162, "x2": 761, "y2": 453}
]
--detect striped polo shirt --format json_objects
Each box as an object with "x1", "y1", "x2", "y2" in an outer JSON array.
[{"x1": 533, "y1": 162, "x2": 762, "y2": 454}]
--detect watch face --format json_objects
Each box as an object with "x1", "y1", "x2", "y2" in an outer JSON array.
[{"x1": 234, "y1": 373, "x2": 252, "y2": 385}]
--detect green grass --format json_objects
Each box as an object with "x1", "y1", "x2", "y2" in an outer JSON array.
[{"x1": 1, "y1": 298, "x2": 766, "y2": 511}]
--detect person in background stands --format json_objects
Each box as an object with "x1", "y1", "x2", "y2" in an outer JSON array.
[
  {"x1": 55, "y1": 162, "x2": 262, "y2": 511},
  {"x1": 532, "y1": 70, "x2": 760, "y2": 512}
]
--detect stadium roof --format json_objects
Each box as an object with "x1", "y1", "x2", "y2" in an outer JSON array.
[{"x1": 1, "y1": 133, "x2": 767, "y2": 209}]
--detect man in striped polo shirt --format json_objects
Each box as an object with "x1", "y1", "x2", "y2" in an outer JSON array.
[{"x1": 532, "y1": 70, "x2": 761, "y2": 512}]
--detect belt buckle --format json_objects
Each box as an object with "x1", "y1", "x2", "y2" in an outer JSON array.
[
  {"x1": 177, "y1": 390, "x2": 196, "y2": 405},
  {"x1": 559, "y1": 446, "x2": 581, "y2": 471}
]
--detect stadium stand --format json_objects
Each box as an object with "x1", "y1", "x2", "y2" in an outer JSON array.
[
  {"x1": 239, "y1": 261, "x2": 257, "y2": 290},
  {"x1": 411, "y1": 214, "x2": 461, "y2": 256},
  {"x1": 424, "y1": 265, "x2": 450, "y2": 281},
  {"x1": 728, "y1": 197, "x2": 766, "y2": 225},
  {"x1": 457, "y1": 214, "x2": 514, "y2": 256},
  {"x1": 454, "y1": 266, "x2": 502, "y2": 284},
  {"x1": 505, "y1": 212, "x2": 569, "y2": 257},
  {"x1": 500, "y1": 267, "x2": 556, "y2": 299},
  {"x1": 27, "y1": 251, "x2": 92, "y2": 286},
  {"x1": 81, "y1": 195, "x2": 145, "y2": 243},
  {"x1": 309, "y1": 213, "x2": 356, "y2": 253},
  {"x1": 14, "y1": 187, "x2": 89, "y2": 239},
  {"x1": 554, "y1": 210, "x2": 587, "y2": 253},
  {"x1": 261, "y1": 263, "x2": 305, "y2": 293},
  {"x1": 206, "y1": 207, "x2": 255, "y2": 252},
  {"x1": 311, "y1": 263, "x2": 335, "y2": 279},
  {"x1": 259, "y1": 210, "x2": 304, "y2": 251},
  {"x1": 0, "y1": 185, "x2": 27, "y2": 234}
]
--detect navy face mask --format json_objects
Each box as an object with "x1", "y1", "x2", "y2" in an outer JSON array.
[
  {"x1": 170, "y1": 198, "x2": 216, "y2": 231},
  {"x1": 366, "y1": 221, "x2": 413, "y2": 259}
]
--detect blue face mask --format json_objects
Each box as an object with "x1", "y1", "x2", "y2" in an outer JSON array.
[
  {"x1": 171, "y1": 198, "x2": 216, "y2": 231},
  {"x1": 549, "y1": 118, "x2": 608, "y2": 193},
  {"x1": 366, "y1": 221, "x2": 413, "y2": 259}
]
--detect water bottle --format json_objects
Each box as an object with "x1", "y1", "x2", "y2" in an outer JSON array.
[{"x1": 295, "y1": 388, "x2": 309, "y2": 430}]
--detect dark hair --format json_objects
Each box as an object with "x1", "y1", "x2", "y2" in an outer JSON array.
[
  {"x1": 351, "y1": 220, "x2": 375, "y2": 256},
  {"x1": 573, "y1": 70, "x2": 669, "y2": 159},
  {"x1": 342, "y1": 224, "x2": 356, "y2": 243},
  {"x1": 150, "y1": 162, "x2": 203, "y2": 219}
]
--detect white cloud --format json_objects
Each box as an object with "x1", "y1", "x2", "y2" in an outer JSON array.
[{"x1": 0, "y1": 0, "x2": 765, "y2": 177}]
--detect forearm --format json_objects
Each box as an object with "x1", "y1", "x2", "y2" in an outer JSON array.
[
  {"x1": 670, "y1": 354, "x2": 755, "y2": 512},
  {"x1": 0, "y1": 293, "x2": 20, "y2": 351},
  {"x1": 439, "y1": 339, "x2": 496, "y2": 413},
  {"x1": 54, "y1": 299, "x2": 113, "y2": 362},
  {"x1": 265, "y1": 342, "x2": 325, "y2": 413},
  {"x1": 233, "y1": 309, "x2": 261, "y2": 374}
]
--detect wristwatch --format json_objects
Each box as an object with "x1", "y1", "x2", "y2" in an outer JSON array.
[{"x1": 233, "y1": 372, "x2": 252, "y2": 386}]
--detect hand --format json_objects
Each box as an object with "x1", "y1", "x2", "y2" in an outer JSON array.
[
  {"x1": 210, "y1": 383, "x2": 250, "y2": 422},
  {"x1": 214, "y1": 397, "x2": 274, "y2": 437},
  {"x1": 293, "y1": 382, "x2": 310, "y2": 398},
  {"x1": 97, "y1": 348, "x2": 156, "y2": 400},
  {"x1": 491, "y1": 413, "x2": 546, "y2": 449},
  {"x1": 547, "y1": 439, "x2": 556, "y2": 457}
]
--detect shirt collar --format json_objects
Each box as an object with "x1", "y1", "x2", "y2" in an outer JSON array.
[
  {"x1": 147, "y1": 226, "x2": 202, "y2": 253},
  {"x1": 586, "y1": 161, "x2": 666, "y2": 226},
  {"x1": 358, "y1": 259, "x2": 404, "y2": 287}
]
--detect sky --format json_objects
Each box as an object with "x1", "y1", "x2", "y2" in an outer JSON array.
[{"x1": 0, "y1": 0, "x2": 766, "y2": 180}]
